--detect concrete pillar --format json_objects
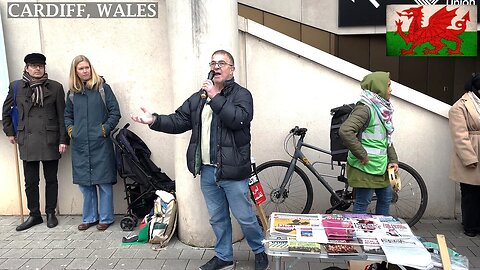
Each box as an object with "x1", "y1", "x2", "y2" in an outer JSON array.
[{"x1": 165, "y1": 0, "x2": 242, "y2": 247}]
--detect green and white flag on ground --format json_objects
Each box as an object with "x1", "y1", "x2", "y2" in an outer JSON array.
[{"x1": 386, "y1": 5, "x2": 477, "y2": 56}]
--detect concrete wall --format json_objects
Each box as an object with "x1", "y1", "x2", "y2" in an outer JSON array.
[
  {"x1": 0, "y1": 0, "x2": 175, "y2": 215},
  {"x1": 0, "y1": 2, "x2": 455, "y2": 219},
  {"x1": 238, "y1": 0, "x2": 386, "y2": 34},
  {"x1": 240, "y1": 19, "x2": 454, "y2": 219}
]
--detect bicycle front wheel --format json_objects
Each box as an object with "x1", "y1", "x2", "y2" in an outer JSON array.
[
  {"x1": 367, "y1": 161, "x2": 428, "y2": 227},
  {"x1": 256, "y1": 160, "x2": 313, "y2": 219}
]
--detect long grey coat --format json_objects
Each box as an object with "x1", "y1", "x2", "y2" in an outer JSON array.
[
  {"x1": 449, "y1": 93, "x2": 480, "y2": 185},
  {"x1": 64, "y1": 83, "x2": 121, "y2": 186},
  {"x1": 2, "y1": 79, "x2": 68, "y2": 161}
]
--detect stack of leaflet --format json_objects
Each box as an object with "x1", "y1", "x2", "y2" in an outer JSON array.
[
  {"x1": 268, "y1": 212, "x2": 324, "y2": 254},
  {"x1": 322, "y1": 214, "x2": 355, "y2": 240},
  {"x1": 266, "y1": 212, "x2": 434, "y2": 268},
  {"x1": 378, "y1": 235, "x2": 433, "y2": 269},
  {"x1": 321, "y1": 214, "x2": 362, "y2": 256},
  {"x1": 269, "y1": 212, "x2": 322, "y2": 239},
  {"x1": 376, "y1": 221, "x2": 433, "y2": 269}
]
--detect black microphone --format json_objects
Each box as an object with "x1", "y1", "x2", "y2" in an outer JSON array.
[{"x1": 201, "y1": 70, "x2": 215, "y2": 99}]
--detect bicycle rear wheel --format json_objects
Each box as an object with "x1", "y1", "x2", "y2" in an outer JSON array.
[
  {"x1": 367, "y1": 161, "x2": 428, "y2": 227},
  {"x1": 256, "y1": 160, "x2": 313, "y2": 219}
]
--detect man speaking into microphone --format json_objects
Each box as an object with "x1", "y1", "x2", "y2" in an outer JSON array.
[{"x1": 131, "y1": 49, "x2": 268, "y2": 270}]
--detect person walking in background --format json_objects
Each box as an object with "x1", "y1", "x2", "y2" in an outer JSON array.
[
  {"x1": 64, "y1": 55, "x2": 121, "y2": 231},
  {"x1": 339, "y1": 71, "x2": 399, "y2": 215},
  {"x1": 2, "y1": 53, "x2": 68, "y2": 231},
  {"x1": 448, "y1": 73, "x2": 480, "y2": 237},
  {"x1": 131, "y1": 49, "x2": 268, "y2": 270}
]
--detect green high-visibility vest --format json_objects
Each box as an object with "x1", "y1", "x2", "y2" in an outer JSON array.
[{"x1": 347, "y1": 105, "x2": 388, "y2": 175}]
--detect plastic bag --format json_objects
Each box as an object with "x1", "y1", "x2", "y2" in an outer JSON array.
[{"x1": 422, "y1": 242, "x2": 468, "y2": 270}]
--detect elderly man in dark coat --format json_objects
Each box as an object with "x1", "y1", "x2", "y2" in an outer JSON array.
[{"x1": 2, "y1": 53, "x2": 69, "y2": 231}]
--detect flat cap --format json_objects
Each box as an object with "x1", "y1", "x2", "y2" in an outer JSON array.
[{"x1": 24, "y1": 53, "x2": 46, "y2": 65}]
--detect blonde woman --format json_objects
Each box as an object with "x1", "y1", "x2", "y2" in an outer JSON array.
[{"x1": 64, "y1": 55, "x2": 121, "y2": 231}]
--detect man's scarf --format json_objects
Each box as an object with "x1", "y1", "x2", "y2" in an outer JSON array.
[{"x1": 23, "y1": 71, "x2": 48, "y2": 107}]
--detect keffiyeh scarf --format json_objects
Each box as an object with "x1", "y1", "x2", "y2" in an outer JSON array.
[{"x1": 360, "y1": 90, "x2": 395, "y2": 146}]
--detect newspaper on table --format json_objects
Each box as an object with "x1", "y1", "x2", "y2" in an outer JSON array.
[
  {"x1": 381, "y1": 222, "x2": 414, "y2": 237},
  {"x1": 287, "y1": 237, "x2": 322, "y2": 253},
  {"x1": 322, "y1": 214, "x2": 355, "y2": 240},
  {"x1": 378, "y1": 235, "x2": 433, "y2": 270},
  {"x1": 268, "y1": 212, "x2": 434, "y2": 267},
  {"x1": 358, "y1": 237, "x2": 384, "y2": 255},
  {"x1": 322, "y1": 239, "x2": 362, "y2": 256},
  {"x1": 350, "y1": 216, "x2": 385, "y2": 238},
  {"x1": 269, "y1": 212, "x2": 322, "y2": 238},
  {"x1": 269, "y1": 212, "x2": 325, "y2": 254},
  {"x1": 295, "y1": 226, "x2": 328, "y2": 243},
  {"x1": 268, "y1": 239, "x2": 289, "y2": 252}
]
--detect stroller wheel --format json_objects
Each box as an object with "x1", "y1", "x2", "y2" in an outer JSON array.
[{"x1": 120, "y1": 216, "x2": 137, "y2": 231}]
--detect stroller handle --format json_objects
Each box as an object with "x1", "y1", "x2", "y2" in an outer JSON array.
[
  {"x1": 111, "y1": 123, "x2": 130, "y2": 139},
  {"x1": 111, "y1": 127, "x2": 120, "y2": 139}
]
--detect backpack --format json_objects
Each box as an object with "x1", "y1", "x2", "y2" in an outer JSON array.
[
  {"x1": 148, "y1": 190, "x2": 177, "y2": 247},
  {"x1": 68, "y1": 86, "x2": 106, "y2": 106},
  {"x1": 329, "y1": 103, "x2": 370, "y2": 162},
  {"x1": 8, "y1": 80, "x2": 20, "y2": 134}
]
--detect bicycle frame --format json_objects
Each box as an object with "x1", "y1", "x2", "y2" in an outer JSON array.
[
  {"x1": 258, "y1": 126, "x2": 427, "y2": 227},
  {"x1": 276, "y1": 128, "x2": 350, "y2": 214}
]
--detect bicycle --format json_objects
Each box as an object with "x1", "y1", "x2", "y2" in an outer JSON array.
[{"x1": 255, "y1": 126, "x2": 428, "y2": 227}]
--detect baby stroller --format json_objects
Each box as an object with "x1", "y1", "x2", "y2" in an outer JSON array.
[{"x1": 112, "y1": 123, "x2": 175, "y2": 231}]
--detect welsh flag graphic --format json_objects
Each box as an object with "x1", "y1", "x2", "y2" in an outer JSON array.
[{"x1": 386, "y1": 5, "x2": 477, "y2": 56}]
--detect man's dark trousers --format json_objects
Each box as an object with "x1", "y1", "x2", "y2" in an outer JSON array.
[{"x1": 22, "y1": 160, "x2": 59, "y2": 217}]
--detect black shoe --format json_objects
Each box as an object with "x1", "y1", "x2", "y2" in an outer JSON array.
[
  {"x1": 46, "y1": 213, "x2": 58, "y2": 228},
  {"x1": 255, "y1": 251, "x2": 269, "y2": 270},
  {"x1": 199, "y1": 256, "x2": 234, "y2": 270},
  {"x1": 464, "y1": 230, "x2": 477, "y2": 237},
  {"x1": 16, "y1": 216, "x2": 43, "y2": 231}
]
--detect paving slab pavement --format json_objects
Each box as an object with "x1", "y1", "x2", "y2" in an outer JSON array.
[{"x1": 0, "y1": 215, "x2": 477, "y2": 270}]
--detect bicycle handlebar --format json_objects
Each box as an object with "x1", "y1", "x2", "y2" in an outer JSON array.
[{"x1": 289, "y1": 126, "x2": 308, "y2": 136}]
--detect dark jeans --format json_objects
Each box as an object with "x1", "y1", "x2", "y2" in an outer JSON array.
[
  {"x1": 460, "y1": 182, "x2": 480, "y2": 232},
  {"x1": 23, "y1": 160, "x2": 59, "y2": 217}
]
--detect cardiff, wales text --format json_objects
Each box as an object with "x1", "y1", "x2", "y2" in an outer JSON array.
[{"x1": 7, "y1": 2, "x2": 158, "y2": 18}]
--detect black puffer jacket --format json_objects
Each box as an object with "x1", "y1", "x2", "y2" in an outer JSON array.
[{"x1": 150, "y1": 78, "x2": 253, "y2": 180}]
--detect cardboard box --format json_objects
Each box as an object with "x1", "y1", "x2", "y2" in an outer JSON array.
[
  {"x1": 348, "y1": 260, "x2": 381, "y2": 270},
  {"x1": 349, "y1": 261, "x2": 412, "y2": 270}
]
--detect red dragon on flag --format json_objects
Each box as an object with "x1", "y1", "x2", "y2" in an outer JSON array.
[{"x1": 393, "y1": 6, "x2": 471, "y2": 55}]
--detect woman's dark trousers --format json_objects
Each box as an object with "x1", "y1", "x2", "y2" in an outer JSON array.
[{"x1": 460, "y1": 182, "x2": 480, "y2": 232}]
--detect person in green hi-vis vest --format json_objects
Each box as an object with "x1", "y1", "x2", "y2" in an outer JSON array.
[{"x1": 339, "y1": 71, "x2": 399, "y2": 215}]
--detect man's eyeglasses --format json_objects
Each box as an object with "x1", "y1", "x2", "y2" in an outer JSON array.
[
  {"x1": 28, "y1": 64, "x2": 45, "y2": 69},
  {"x1": 209, "y1": 61, "x2": 233, "y2": 68}
]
